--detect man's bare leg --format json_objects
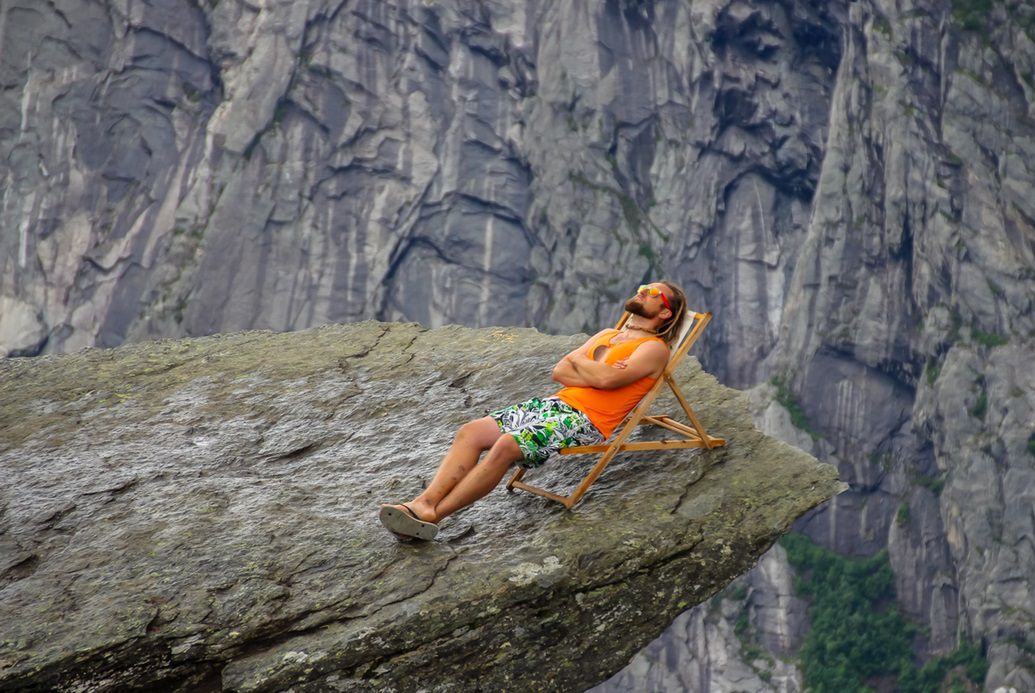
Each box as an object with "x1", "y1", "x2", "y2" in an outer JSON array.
[
  {"x1": 387, "y1": 417, "x2": 502, "y2": 523},
  {"x1": 431, "y1": 433, "x2": 523, "y2": 521}
]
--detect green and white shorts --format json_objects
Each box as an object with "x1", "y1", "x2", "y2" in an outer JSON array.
[{"x1": 489, "y1": 397, "x2": 604, "y2": 468}]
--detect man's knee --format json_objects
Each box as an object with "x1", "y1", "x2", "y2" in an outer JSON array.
[
  {"x1": 456, "y1": 417, "x2": 501, "y2": 449},
  {"x1": 486, "y1": 433, "x2": 523, "y2": 467}
]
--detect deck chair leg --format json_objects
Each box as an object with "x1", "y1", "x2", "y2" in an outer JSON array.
[
  {"x1": 564, "y1": 389, "x2": 661, "y2": 507},
  {"x1": 506, "y1": 466, "x2": 526, "y2": 491},
  {"x1": 666, "y1": 375, "x2": 716, "y2": 449},
  {"x1": 566, "y1": 445, "x2": 622, "y2": 507}
]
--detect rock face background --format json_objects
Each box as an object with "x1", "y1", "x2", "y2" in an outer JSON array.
[{"x1": 1, "y1": 0, "x2": 1034, "y2": 690}]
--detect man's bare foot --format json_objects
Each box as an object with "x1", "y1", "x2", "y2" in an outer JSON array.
[{"x1": 394, "y1": 500, "x2": 437, "y2": 524}]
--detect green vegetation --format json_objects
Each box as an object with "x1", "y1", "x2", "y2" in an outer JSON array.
[
  {"x1": 872, "y1": 14, "x2": 892, "y2": 37},
  {"x1": 619, "y1": 192, "x2": 641, "y2": 229},
  {"x1": 770, "y1": 375, "x2": 822, "y2": 440},
  {"x1": 895, "y1": 50, "x2": 917, "y2": 68},
  {"x1": 637, "y1": 241, "x2": 656, "y2": 264},
  {"x1": 902, "y1": 8, "x2": 932, "y2": 20},
  {"x1": 1028, "y1": 433, "x2": 1035, "y2": 457},
  {"x1": 950, "y1": 0, "x2": 993, "y2": 32},
  {"x1": 782, "y1": 534, "x2": 917, "y2": 690},
  {"x1": 971, "y1": 327, "x2": 1008, "y2": 347},
  {"x1": 955, "y1": 67, "x2": 987, "y2": 86},
  {"x1": 869, "y1": 451, "x2": 893, "y2": 473},
  {"x1": 898, "y1": 639, "x2": 989, "y2": 692},
  {"x1": 273, "y1": 100, "x2": 290, "y2": 125},
  {"x1": 713, "y1": 583, "x2": 747, "y2": 615},
  {"x1": 914, "y1": 471, "x2": 946, "y2": 495},
  {"x1": 173, "y1": 296, "x2": 188, "y2": 325},
  {"x1": 568, "y1": 170, "x2": 663, "y2": 240},
  {"x1": 949, "y1": 310, "x2": 964, "y2": 343},
  {"x1": 734, "y1": 610, "x2": 749, "y2": 637},
  {"x1": 1022, "y1": 15, "x2": 1035, "y2": 43},
  {"x1": 1006, "y1": 634, "x2": 1035, "y2": 671},
  {"x1": 925, "y1": 357, "x2": 941, "y2": 386},
  {"x1": 722, "y1": 582, "x2": 776, "y2": 675},
  {"x1": 896, "y1": 502, "x2": 912, "y2": 527},
  {"x1": 781, "y1": 533, "x2": 988, "y2": 692},
  {"x1": 726, "y1": 582, "x2": 749, "y2": 602},
  {"x1": 739, "y1": 638, "x2": 773, "y2": 669},
  {"x1": 970, "y1": 386, "x2": 988, "y2": 420},
  {"x1": 950, "y1": 0, "x2": 1035, "y2": 41}
]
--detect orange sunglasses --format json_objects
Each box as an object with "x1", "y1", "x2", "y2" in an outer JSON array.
[{"x1": 637, "y1": 284, "x2": 672, "y2": 311}]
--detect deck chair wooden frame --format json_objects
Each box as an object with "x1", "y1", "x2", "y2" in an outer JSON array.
[{"x1": 506, "y1": 309, "x2": 726, "y2": 509}]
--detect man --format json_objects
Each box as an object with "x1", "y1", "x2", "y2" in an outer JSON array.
[{"x1": 379, "y1": 280, "x2": 688, "y2": 540}]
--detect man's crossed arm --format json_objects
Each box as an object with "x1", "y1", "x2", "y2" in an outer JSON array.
[{"x1": 551, "y1": 330, "x2": 670, "y2": 390}]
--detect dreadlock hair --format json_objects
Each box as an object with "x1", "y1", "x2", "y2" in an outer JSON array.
[{"x1": 654, "y1": 280, "x2": 688, "y2": 346}]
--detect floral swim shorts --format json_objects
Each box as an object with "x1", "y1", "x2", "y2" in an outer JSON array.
[{"x1": 489, "y1": 397, "x2": 604, "y2": 468}]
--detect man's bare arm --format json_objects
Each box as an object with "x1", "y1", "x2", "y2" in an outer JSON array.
[
  {"x1": 565, "y1": 340, "x2": 670, "y2": 390},
  {"x1": 551, "y1": 356, "x2": 595, "y2": 387},
  {"x1": 551, "y1": 329, "x2": 614, "y2": 387}
]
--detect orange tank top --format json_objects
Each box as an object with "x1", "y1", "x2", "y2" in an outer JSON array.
[{"x1": 555, "y1": 329, "x2": 666, "y2": 438}]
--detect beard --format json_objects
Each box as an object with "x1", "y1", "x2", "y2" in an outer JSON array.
[{"x1": 625, "y1": 297, "x2": 659, "y2": 319}]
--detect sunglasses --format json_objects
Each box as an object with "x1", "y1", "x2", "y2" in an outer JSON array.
[{"x1": 637, "y1": 285, "x2": 672, "y2": 312}]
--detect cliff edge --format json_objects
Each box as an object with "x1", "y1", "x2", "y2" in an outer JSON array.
[{"x1": 0, "y1": 321, "x2": 841, "y2": 691}]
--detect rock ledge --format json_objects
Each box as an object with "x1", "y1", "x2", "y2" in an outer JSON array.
[{"x1": 0, "y1": 321, "x2": 841, "y2": 691}]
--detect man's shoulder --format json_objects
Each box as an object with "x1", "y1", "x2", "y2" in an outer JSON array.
[{"x1": 631, "y1": 337, "x2": 670, "y2": 358}]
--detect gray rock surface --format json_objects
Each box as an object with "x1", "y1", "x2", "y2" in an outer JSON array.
[
  {"x1": 592, "y1": 544, "x2": 807, "y2": 692},
  {"x1": 0, "y1": 0, "x2": 839, "y2": 389},
  {"x1": 3, "y1": 0, "x2": 1035, "y2": 689},
  {"x1": 0, "y1": 321, "x2": 841, "y2": 691}
]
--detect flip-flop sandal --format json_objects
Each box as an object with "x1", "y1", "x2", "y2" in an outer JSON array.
[{"x1": 379, "y1": 504, "x2": 439, "y2": 541}]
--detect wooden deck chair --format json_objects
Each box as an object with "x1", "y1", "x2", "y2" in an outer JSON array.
[{"x1": 506, "y1": 309, "x2": 726, "y2": 509}]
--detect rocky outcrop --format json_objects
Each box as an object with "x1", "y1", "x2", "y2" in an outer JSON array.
[{"x1": 0, "y1": 322, "x2": 841, "y2": 691}]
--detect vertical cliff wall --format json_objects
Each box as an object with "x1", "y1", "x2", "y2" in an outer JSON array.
[
  {"x1": 600, "y1": 1, "x2": 1035, "y2": 691},
  {"x1": 2, "y1": 0, "x2": 1033, "y2": 690},
  {"x1": 781, "y1": 1, "x2": 1035, "y2": 688},
  {"x1": 0, "y1": 0, "x2": 839, "y2": 390}
]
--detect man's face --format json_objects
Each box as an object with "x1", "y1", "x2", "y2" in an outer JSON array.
[{"x1": 625, "y1": 283, "x2": 670, "y2": 319}]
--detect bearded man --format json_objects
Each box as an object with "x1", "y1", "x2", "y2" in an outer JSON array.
[{"x1": 379, "y1": 281, "x2": 688, "y2": 540}]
